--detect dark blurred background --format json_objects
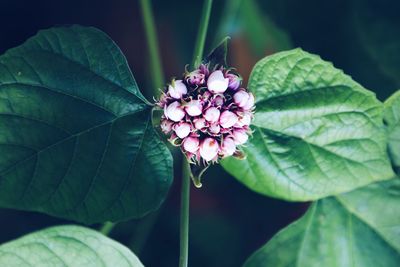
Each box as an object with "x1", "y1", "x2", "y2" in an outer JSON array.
[{"x1": 0, "y1": 0, "x2": 399, "y2": 266}]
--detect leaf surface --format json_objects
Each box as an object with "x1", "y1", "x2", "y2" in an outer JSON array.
[
  {"x1": 244, "y1": 179, "x2": 400, "y2": 267},
  {"x1": 0, "y1": 225, "x2": 144, "y2": 267},
  {"x1": 222, "y1": 48, "x2": 393, "y2": 201},
  {"x1": 0, "y1": 25, "x2": 173, "y2": 224},
  {"x1": 384, "y1": 90, "x2": 400, "y2": 173}
]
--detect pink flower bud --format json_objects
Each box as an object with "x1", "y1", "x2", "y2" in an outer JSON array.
[
  {"x1": 204, "y1": 107, "x2": 220, "y2": 123},
  {"x1": 213, "y1": 95, "x2": 224, "y2": 107},
  {"x1": 221, "y1": 137, "x2": 236, "y2": 156},
  {"x1": 160, "y1": 119, "x2": 174, "y2": 134},
  {"x1": 243, "y1": 93, "x2": 255, "y2": 110},
  {"x1": 183, "y1": 137, "x2": 200, "y2": 153},
  {"x1": 209, "y1": 123, "x2": 220, "y2": 134},
  {"x1": 219, "y1": 110, "x2": 238, "y2": 128},
  {"x1": 236, "y1": 112, "x2": 252, "y2": 127},
  {"x1": 226, "y1": 73, "x2": 241, "y2": 90},
  {"x1": 200, "y1": 138, "x2": 219, "y2": 161},
  {"x1": 233, "y1": 90, "x2": 250, "y2": 108},
  {"x1": 165, "y1": 101, "x2": 186, "y2": 122},
  {"x1": 202, "y1": 91, "x2": 212, "y2": 100},
  {"x1": 174, "y1": 122, "x2": 191, "y2": 139},
  {"x1": 199, "y1": 64, "x2": 210, "y2": 77},
  {"x1": 194, "y1": 118, "x2": 207, "y2": 130},
  {"x1": 185, "y1": 99, "x2": 203, "y2": 116},
  {"x1": 186, "y1": 70, "x2": 205, "y2": 86},
  {"x1": 233, "y1": 129, "x2": 249, "y2": 145},
  {"x1": 207, "y1": 70, "x2": 229, "y2": 93},
  {"x1": 168, "y1": 80, "x2": 187, "y2": 99}
]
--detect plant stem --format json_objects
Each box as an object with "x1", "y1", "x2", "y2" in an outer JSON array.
[
  {"x1": 139, "y1": 0, "x2": 164, "y2": 97},
  {"x1": 179, "y1": 159, "x2": 191, "y2": 267},
  {"x1": 99, "y1": 222, "x2": 115, "y2": 236},
  {"x1": 191, "y1": 0, "x2": 213, "y2": 68},
  {"x1": 178, "y1": 2, "x2": 214, "y2": 266}
]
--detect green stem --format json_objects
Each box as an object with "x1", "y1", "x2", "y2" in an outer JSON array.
[
  {"x1": 99, "y1": 222, "x2": 115, "y2": 236},
  {"x1": 139, "y1": 0, "x2": 164, "y2": 97},
  {"x1": 191, "y1": 0, "x2": 213, "y2": 68},
  {"x1": 179, "y1": 159, "x2": 191, "y2": 267},
  {"x1": 179, "y1": 2, "x2": 213, "y2": 266}
]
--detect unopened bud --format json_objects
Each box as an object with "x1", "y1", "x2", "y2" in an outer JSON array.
[
  {"x1": 200, "y1": 138, "x2": 219, "y2": 161},
  {"x1": 165, "y1": 101, "x2": 186, "y2": 122},
  {"x1": 185, "y1": 99, "x2": 203, "y2": 116},
  {"x1": 219, "y1": 110, "x2": 238, "y2": 128},
  {"x1": 174, "y1": 122, "x2": 191, "y2": 139},
  {"x1": 204, "y1": 107, "x2": 220, "y2": 123},
  {"x1": 168, "y1": 80, "x2": 187, "y2": 99},
  {"x1": 207, "y1": 70, "x2": 229, "y2": 93},
  {"x1": 183, "y1": 137, "x2": 200, "y2": 153}
]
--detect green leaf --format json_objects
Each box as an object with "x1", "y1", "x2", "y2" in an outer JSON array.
[
  {"x1": 0, "y1": 225, "x2": 143, "y2": 267},
  {"x1": 244, "y1": 178, "x2": 400, "y2": 267},
  {"x1": 384, "y1": 90, "x2": 400, "y2": 173},
  {"x1": 0, "y1": 25, "x2": 173, "y2": 224},
  {"x1": 222, "y1": 48, "x2": 394, "y2": 201},
  {"x1": 204, "y1": 37, "x2": 230, "y2": 69}
]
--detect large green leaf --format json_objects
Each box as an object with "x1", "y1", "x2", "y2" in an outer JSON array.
[
  {"x1": 244, "y1": 178, "x2": 400, "y2": 267},
  {"x1": 0, "y1": 225, "x2": 143, "y2": 266},
  {"x1": 222, "y1": 48, "x2": 394, "y2": 201},
  {"x1": 384, "y1": 90, "x2": 400, "y2": 173},
  {"x1": 0, "y1": 26, "x2": 173, "y2": 224}
]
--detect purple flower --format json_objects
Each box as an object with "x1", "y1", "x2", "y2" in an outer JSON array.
[
  {"x1": 226, "y1": 73, "x2": 241, "y2": 90},
  {"x1": 156, "y1": 64, "x2": 255, "y2": 164}
]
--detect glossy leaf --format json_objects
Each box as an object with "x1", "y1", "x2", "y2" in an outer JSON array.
[
  {"x1": 222, "y1": 48, "x2": 394, "y2": 201},
  {"x1": 384, "y1": 90, "x2": 400, "y2": 173},
  {"x1": 0, "y1": 225, "x2": 143, "y2": 267},
  {"x1": 244, "y1": 178, "x2": 400, "y2": 267},
  {"x1": 0, "y1": 26, "x2": 173, "y2": 224}
]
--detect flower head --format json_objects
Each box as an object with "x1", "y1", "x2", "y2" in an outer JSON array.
[{"x1": 157, "y1": 64, "x2": 255, "y2": 164}]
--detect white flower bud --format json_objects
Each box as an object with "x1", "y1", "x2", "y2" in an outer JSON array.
[
  {"x1": 209, "y1": 123, "x2": 220, "y2": 134},
  {"x1": 160, "y1": 119, "x2": 174, "y2": 134},
  {"x1": 233, "y1": 129, "x2": 249, "y2": 145},
  {"x1": 242, "y1": 93, "x2": 255, "y2": 110},
  {"x1": 165, "y1": 101, "x2": 186, "y2": 122},
  {"x1": 174, "y1": 122, "x2": 191, "y2": 139},
  {"x1": 168, "y1": 80, "x2": 187, "y2": 99},
  {"x1": 183, "y1": 137, "x2": 200, "y2": 153},
  {"x1": 194, "y1": 118, "x2": 207, "y2": 130},
  {"x1": 233, "y1": 90, "x2": 250, "y2": 107},
  {"x1": 221, "y1": 137, "x2": 236, "y2": 156},
  {"x1": 185, "y1": 99, "x2": 203, "y2": 116},
  {"x1": 235, "y1": 111, "x2": 252, "y2": 127},
  {"x1": 219, "y1": 110, "x2": 238, "y2": 128},
  {"x1": 204, "y1": 107, "x2": 220, "y2": 123},
  {"x1": 200, "y1": 138, "x2": 219, "y2": 161},
  {"x1": 207, "y1": 70, "x2": 229, "y2": 93}
]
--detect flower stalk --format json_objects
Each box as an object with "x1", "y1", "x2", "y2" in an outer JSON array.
[{"x1": 139, "y1": 0, "x2": 164, "y2": 97}]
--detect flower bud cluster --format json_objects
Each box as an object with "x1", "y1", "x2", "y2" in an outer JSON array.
[{"x1": 157, "y1": 64, "x2": 255, "y2": 164}]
